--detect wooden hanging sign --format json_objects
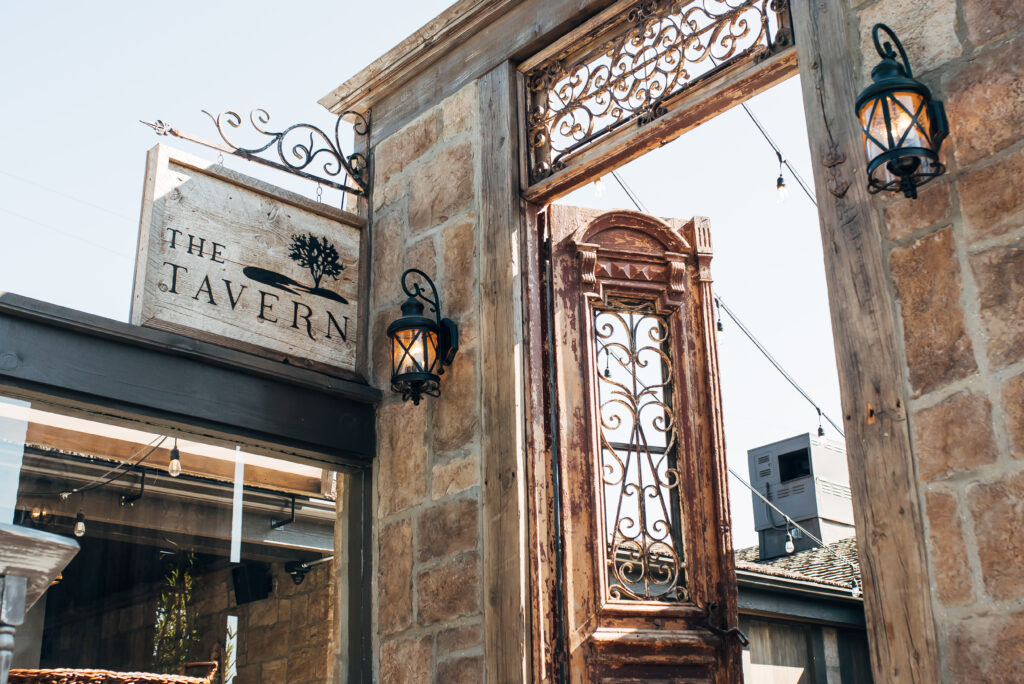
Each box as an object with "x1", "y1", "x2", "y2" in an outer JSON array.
[{"x1": 131, "y1": 144, "x2": 365, "y2": 376}]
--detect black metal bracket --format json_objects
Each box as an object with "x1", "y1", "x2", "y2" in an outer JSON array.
[
  {"x1": 872, "y1": 23, "x2": 913, "y2": 78},
  {"x1": 700, "y1": 602, "x2": 750, "y2": 647},
  {"x1": 284, "y1": 560, "x2": 308, "y2": 585},
  {"x1": 271, "y1": 495, "x2": 296, "y2": 530},
  {"x1": 120, "y1": 469, "x2": 146, "y2": 507},
  {"x1": 141, "y1": 106, "x2": 370, "y2": 200},
  {"x1": 283, "y1": 556, "x2": 333, "y2": 585}
]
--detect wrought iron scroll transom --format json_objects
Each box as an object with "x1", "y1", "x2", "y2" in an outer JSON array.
[
  {"x1": 595, "y1": 302, "x2": 687, "y2": 602},
  {"x1": 525, "y1": 0, "x2": 790, "y2": 184}
]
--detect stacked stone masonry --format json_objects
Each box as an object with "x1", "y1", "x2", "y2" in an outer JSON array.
[
  {"x1": 370, "y1": 81, "x2": 485, "y2": 684},
  {"x1": 853, "y1": 0, "x2": 1024, "y2": 680}
]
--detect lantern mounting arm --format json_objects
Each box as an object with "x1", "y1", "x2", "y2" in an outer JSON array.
[
  {"x1": 871, "y1": 23, "x2": 913, "y2": 78},
  {"x1": 401, "y1": 268, "x2": 443, "y2": 327}
]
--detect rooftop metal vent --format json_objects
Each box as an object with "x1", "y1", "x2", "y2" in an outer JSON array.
[{"x1": 747, "y1": 433, "x2": 854, "y2": 560}]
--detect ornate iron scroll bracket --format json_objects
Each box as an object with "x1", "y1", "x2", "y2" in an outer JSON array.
[{"x1": 141, "y1": 107, "x2": 370, "y2": 199}]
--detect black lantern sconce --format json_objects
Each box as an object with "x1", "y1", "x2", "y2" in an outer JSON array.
[
  {"x1": 386, "y1": 269, "x2": 459, "y2": 404},
  {"x1": 855, "y1": 23, "x2": 949, "y2": 199}
]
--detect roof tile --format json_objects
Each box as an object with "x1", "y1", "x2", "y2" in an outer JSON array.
[{"x1": 735, "y1": 536, "x2": 861, "y2": 589}]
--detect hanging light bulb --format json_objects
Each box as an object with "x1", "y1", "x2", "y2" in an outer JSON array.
[
  {"x1": 817, "y1": 408, "x2": 826, "y2": 437},
  {"x1": 775, "y1": 151, "x2": 788, "y2": 204},
  {"x1": 73, "y1": 512, "x2": 86, "y2": 538},
  {"x1": 168, "y1": 438, "x2": 182, "y2": 478},
  {"x1": 593, "y1": 176, "x2": 607, "y2": 198},
  {"x1": 852, "y1": 582, "x2": 862, "y2": 598},
  {"x1": 785, "y1": 531, "x2": 795, "y2": 554},
  {"x1": 715, "y1": 299, "x2": 724, "y2": 332}
]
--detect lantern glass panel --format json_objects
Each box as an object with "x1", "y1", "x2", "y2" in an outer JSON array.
[
  {"x1": 859, "y1": 90, "x2": 941, "y2": 192},
  {"x1": 392, "y1": 327, "x2": 438, "y2": 376},
  {"x1": 859, "y1": 90, "x2": 930, "y2": 154}
]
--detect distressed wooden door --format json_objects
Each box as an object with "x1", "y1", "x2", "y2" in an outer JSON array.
[{"x1": 544, "y1": 205, "x2": 742, "y2": 682}]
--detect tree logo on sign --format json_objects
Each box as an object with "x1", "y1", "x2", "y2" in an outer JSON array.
[{"x1": 288, "y1": 233, "x2": 344, "y2": 290}]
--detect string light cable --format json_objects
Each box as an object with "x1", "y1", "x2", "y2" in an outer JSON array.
[
  {"x1": 739, "y1": 101, "x2": 817, "y2": 207},
  {"x1": 704, "y1": 53, "x2": 817, "y2": 206},
  {"x1": 714, "y1": 295, "x2": 844, "y2": 437},
  {"x1": 54, "y1": 435, "x2": 168, "y2": 499},
  {"x1": 0, "y1": 169, "x2": 137, "y2": 222},
  {"x1": 611, "y1": 170, "x2": 651, "y2": 214}
]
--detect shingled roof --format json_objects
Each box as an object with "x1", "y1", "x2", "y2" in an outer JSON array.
[{"x1": 734, "y1": 536, "x2": 862, "y2": 590}]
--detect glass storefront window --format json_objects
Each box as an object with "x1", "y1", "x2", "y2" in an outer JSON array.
[{"x1": 2, "y1": 395, "x2": 342, "y2": 683}]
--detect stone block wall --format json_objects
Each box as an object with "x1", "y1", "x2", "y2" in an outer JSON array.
[
  {"x1": 233, "y1": 562, "x2": 336, "y2": 684},
  {"x1": 368, "y1": 81, "x2": 486, "y2": 683},
  {"x1": 850, "y1": 1, "x2": 1024, "y2": 680}
]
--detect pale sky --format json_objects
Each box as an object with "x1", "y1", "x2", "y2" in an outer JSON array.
[{"x1": 0, "y1": 1, "x2": 844, "y2": 548}]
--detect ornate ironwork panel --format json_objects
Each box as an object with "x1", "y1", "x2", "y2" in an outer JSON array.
[
  {"x1": 594, "y1": 302, "x2": 687, "y2": 601},
  {"x1": 525, "y1": 0, "x2": 790, "y2": 183},
  {"x1": 143, "y1": 107, "x2": 370, "y2": 199}
]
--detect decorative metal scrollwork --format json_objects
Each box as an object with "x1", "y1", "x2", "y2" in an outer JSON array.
[
  {"x1": 594, "y1": 303, "x2": 687, "y2": 602},
  {"x1": 142, "y1": 107, "x2": 370, "y2": 199},
  {"x1": 526, "y1": 0, "x2": 790, "y2": 183}
]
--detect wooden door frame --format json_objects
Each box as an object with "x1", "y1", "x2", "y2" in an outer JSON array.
[
  {"x1": 517, "y1": 1, "x2": 941, "y2": 681},
  {"x1": 543, "y1": 206, "x2": 741, "y2": 682}
]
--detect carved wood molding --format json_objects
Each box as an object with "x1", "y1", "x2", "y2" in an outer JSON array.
[{"x1": 572, "y1": 210, "x2": 697, "y2": 307}]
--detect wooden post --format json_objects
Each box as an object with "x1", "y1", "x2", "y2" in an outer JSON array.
[
  {"x1": 480, "y1": 61, "x2": 530, "y2": 684},
  {"x1": 790, "y1": 1, "x2": 941, "y2": 681}
]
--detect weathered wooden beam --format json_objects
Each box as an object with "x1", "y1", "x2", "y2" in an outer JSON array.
[
  {"x1": 0, "y1": 294, "x2": 378, "y2": 468},
  {"x1": 319, "y1": 0, "x2": 522, "y2": 115},
  {"x1": 338, "y1": 469, "x2": 373, "y2": 683},
  {"x1": 479, "y1": 61, "x2": 530, "y2": 684},
  {"x1": 789, "y1": 1, "x2": 941, "y2": 681},
  {"x1": 335, "y1": 0, "x2": 619, "y2": 142}
]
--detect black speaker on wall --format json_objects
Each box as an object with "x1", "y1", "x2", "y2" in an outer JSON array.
[{"x1": 232, "y1": 562, "x2": 273, "y2": 605}]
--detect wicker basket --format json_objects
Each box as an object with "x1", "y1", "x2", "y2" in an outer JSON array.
[{"x1": 8, "y1": 660, "x2": 218, "y2": 684}]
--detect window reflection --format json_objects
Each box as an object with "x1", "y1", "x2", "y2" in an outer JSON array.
[{"x1": 5, "y1": 398, "x2": 339, "y2": 682}]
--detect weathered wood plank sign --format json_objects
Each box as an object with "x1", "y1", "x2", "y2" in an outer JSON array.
[{"x1": 132, "y1": 145, "x2": 364, "y2": 375}]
